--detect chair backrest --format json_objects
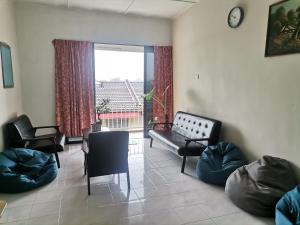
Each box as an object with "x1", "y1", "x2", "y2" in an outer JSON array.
[
  {"x1": 87, "y1": 131, "x2": 129, "y2": 177},
  {"x1": 6, "y1": 115, "x2": 35, "y2": 147}
]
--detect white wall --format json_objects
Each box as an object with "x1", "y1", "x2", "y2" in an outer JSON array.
[
  {"x1": 15, "y1": 2, "x2": 172, "y2": 126},
  {"x1": 0, "y1": 0, "x2": 23, "y2": 150},
  {"x1": 173, "y1": 0, "x2": 300, "y2": 179}
]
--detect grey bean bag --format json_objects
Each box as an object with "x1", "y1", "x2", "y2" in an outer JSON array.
[{"x1": 225, "y1": 155, "x2": 297, "y2": 217}]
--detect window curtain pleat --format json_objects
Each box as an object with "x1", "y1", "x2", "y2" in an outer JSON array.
[
  {"x1": 153, "y1": 46, "x2": 173, "y2": 123},
  {"x1": 53, "y1": 39, "x2": 95, "y2": 137}
]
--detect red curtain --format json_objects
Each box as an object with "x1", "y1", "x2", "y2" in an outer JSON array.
[
  {"x1": 153, "y1": 46, "x2": 173, "y2": 123},
  {"x1": 53, "y1": 39, "x2": 95, "y2": 137}
]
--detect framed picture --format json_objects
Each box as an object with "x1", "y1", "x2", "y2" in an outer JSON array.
[
  {"x1": 265, "y1": 0, "x2": 300, "y2": 57},
  {"x1": 0, "y1": 42, "x2": 14, "y2": 88}
]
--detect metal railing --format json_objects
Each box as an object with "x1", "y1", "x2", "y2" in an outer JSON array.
[{"x1": 98, "y1": 100, "x2": 144, "y2": 131}]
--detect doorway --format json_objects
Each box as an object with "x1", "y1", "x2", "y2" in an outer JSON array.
[{"x1": 94, "y1": 44, "x2": 153, "y2": 141}]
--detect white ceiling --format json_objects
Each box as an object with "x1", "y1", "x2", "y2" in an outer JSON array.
[{"x1": 16, "y1": 0, "x2": 200, "y2": 18}]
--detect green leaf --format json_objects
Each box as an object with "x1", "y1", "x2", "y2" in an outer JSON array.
[{"x1": 144, "y1": 89, "x2": 154, "y2": 101}]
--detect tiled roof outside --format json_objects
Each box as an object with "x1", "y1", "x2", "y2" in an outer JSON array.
[{"x1": 96, "y1": 80, "x2": 143, "y2": 112}]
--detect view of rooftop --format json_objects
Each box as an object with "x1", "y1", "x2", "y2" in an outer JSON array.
[{"x1": 95, "y1": 80, "x2": 143, "y2": 112}]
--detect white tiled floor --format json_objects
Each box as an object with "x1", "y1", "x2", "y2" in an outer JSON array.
[{"x1": 0, "y1": 139, "x2": 275, "y2": 225}]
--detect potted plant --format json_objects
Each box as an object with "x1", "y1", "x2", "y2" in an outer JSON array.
[
  {"x1": 144, "y1": 85, "x2": 170, "y2": 128},
  {"x1": 94, "y1": 98, "x2": 111, "y2": 131}
]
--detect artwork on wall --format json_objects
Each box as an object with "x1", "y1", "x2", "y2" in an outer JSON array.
[
  {"x1": 0, "y1": 42, "x2": 14, "y2": 88},
  {"x1": 265, "y1": 0, "x2": 300, "y2": 57}
]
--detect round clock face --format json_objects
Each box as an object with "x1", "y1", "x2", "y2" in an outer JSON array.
[{"x1": 228, "y1": 7, "x2": 244, "y2": 28}]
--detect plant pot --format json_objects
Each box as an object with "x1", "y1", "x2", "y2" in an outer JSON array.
[{"x1": 92, "y1": 121, "x2": 102, "y2": 132}]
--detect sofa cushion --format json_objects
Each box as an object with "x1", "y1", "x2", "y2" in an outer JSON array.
[
  {"x1": 149, "y1": 130, "x2": 206, "y2": 156},
  {"x1": 276, "y1": 185, "x2": 300, "y2": 225},
  {"x1": 225, "y1": 155, "x2": 297, "y2": 217},
  {"x1": 196, "y1": 142, "x2": 247, "y2": 186}
]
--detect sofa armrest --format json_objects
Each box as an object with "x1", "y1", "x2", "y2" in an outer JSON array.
[
  {"x1": 185, "y1": 138, "x2": 210, "y2": 142},
  {"x1": 152, "y1": 122, "x2": 173, "y2": 130},
  {"x1": 184, "y1": 138, "x2": 210, "y2": 147}
]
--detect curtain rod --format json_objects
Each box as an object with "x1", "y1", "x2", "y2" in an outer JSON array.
[
  {"x1": 52, "y1": 38, "x2": 158, "y2": 48},
  {"x1": 52, "y1": 39, "x2": 171, "y2": 48}
]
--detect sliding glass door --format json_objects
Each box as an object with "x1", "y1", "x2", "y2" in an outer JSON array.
[{"x1": 143, "y1": 46, "x2": 154, "y2": 138}]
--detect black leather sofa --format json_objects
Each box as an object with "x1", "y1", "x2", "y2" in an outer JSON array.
[
  {"x1": 149, "y1": 111, "x2": 222, "y2": 173},
  {"x1": 6, "y1": 115, "x2": 65, "y2": 168}
]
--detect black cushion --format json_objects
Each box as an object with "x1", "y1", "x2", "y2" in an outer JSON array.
[{"x1": 149, "y1": 130, "x2": 206, "y2": 156}]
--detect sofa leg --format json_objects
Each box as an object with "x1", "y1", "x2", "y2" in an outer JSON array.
[
  {"x1": 54, "y1": 152, "x2": 60, "y2": 168},
  {"x1": 181, "y1": 156, "x2": 186, "y2": 173},
  {"x1": 150, "y1": 138, "x2": 153, "y2": 148}
]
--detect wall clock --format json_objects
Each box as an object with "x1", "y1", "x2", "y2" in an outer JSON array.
[{"x1": 228, "y1": 7, "x2": 244, "y2": 28}]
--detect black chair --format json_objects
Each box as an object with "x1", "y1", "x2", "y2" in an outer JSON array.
[
  {"x1": 87, "y1": 131, "x2": 130, "y2": 195},
  {"x1": 6, "y1": 114, "x2": 65, "y2": 168}
]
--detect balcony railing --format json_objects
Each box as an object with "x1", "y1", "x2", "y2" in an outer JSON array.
[{"x1": 99, "y1": 101, "x2": 144, "y2": 132}]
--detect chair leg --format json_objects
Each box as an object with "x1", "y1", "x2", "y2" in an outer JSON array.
[
  {"x1": 150, "y1": 138, "x2": 153, "y2": 148},
  {"x1": 84, "y1": 154, "x2": 87, "y2": 175},
  {"x1": 54, "y1": 152, "x2": 60, "y2": 168},
  {"x1": 181, "y1": 156, "x2": 186, "y2": 173},
  {"x1": 87, "y1": 174, "x2": 91, "y2": 195},
  {"x1": 126, "y1": 171, "x2": 130, "y2": 190}
]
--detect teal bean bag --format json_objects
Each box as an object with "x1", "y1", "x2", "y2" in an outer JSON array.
[
  {"x1": 276, "y1": 185, "x2": 300, "y2": 225},
  {"x1": 0, "y1": 148, "x2": 58, "y2": 193},
  {"x1": 196, "y1": 142, "x2": 247, "y2": 186}
]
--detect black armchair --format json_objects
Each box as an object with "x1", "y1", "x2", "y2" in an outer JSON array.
[
  {"x1": 87, "y1": 131, "x2": 130, "y2": 195},
  {"x1": 6, "y1": 115, "x2": 65, "y2": 168}
]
